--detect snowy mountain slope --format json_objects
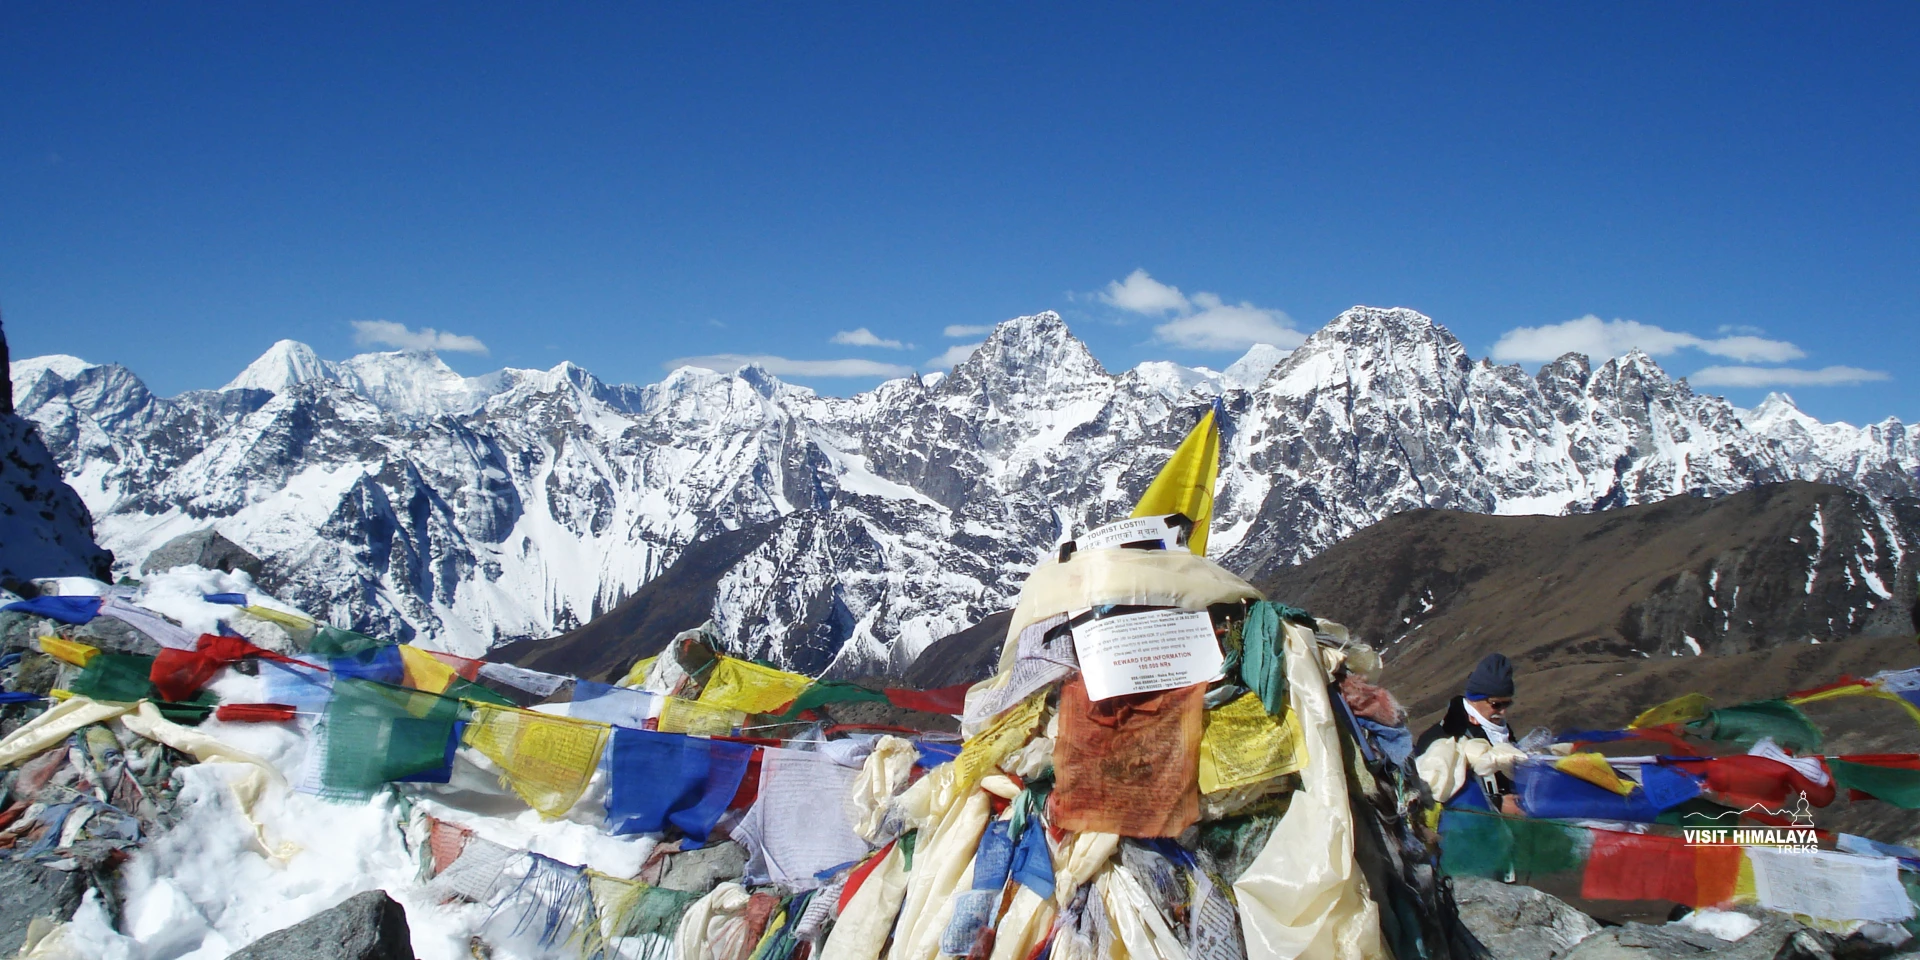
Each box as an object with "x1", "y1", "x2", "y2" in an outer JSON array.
[{"x1": 13, "y1": 307, "x2": 1920, "y2": 670}]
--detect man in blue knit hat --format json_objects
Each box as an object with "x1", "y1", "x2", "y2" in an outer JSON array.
[{"x1": 1415, "y1": 652, "x2": 1520, "y2": 813}]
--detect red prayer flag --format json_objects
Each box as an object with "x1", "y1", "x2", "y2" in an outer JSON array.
[
  {"x1": 427, "y1": 650, "x2": 485, "y2": 681},
  {"x1": 1581, "y1": 830, "x2": 1696, "y2": 904},
  {"x1": 1698, "y1": 754, "x2": 1836, "y2": 810},
  {"x1": 426, "y1": 816, "x2": 475, "y2": 876},
  {"x1": 152, "y1": 634, "x2": 309, "y2": 703},
  {"x1": 1692, "y1": 844, "x2": 1742, "y2": 908},
  {"x1": 213, "y1": 703, "x2": 298, "y2": 723},
  {"x1": 1785, "y1": 676, "x2": 1869, "y2": 699},
  {"x1": 883, "y1": 683, "x2": 973, "y2": 715},
  {"x1": 838, "y1": 839, "x2": 897, "y2": 913}
]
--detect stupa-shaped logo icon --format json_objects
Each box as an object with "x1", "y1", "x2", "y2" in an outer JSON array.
[{"x1": 1787, "y1": 791, "x2": 1816, "y2": 827}]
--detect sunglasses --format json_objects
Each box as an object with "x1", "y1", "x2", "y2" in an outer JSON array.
[{"x1": 1484, "y1": 698, "x2": 1514, "y2": 710}]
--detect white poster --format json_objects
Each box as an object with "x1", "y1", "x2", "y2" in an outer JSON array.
[
  {"x1": 1071, "y1": 608, "x2": 1224, "y2": 700},
  {"x1": 1080, "y1": 514, "x2": 1186, "y2": 552}
]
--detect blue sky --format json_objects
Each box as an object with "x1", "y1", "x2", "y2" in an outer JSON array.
[{"x1": 4, "y1": 4, "x2": 1916, "y2": 424}]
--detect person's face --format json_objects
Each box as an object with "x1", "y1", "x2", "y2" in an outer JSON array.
[{"x1": 1472, "y1": 696, "x2": 1513, "y2": 723}]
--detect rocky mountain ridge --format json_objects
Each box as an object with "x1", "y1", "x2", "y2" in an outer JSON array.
[{"x1": 12, "y1": 307, "x2": 1919, "y2": 671}]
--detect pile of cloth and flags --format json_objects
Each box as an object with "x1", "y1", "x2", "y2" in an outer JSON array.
[
  {"x1": 1425, "y1": 669, "x2": 1920, "y2": 936},
  {"x1": 0, "y1": 403, "x2": 1917, "y2": 960}
]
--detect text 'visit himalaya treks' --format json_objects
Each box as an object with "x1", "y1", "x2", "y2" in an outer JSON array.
[{"x1": 3, "y1": 404, "x2": 1920, "y2": 960}]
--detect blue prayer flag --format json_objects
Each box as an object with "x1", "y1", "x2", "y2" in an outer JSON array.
[
  {"x1": 605, "y1": 727, "x2": 753, "y2": 841},
  {"x1": 2, "y1": 596, "x2": 104, "y2": 625}
]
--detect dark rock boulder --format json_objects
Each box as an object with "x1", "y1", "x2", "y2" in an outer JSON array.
[
  {"x1": 224, "y1": 889, "x2": 412, "y2": 960},
  {"x1": 1452, "y1": 876, "x2": 1600, "y2": 960},
  {"x1": 0, "y1": 860, "x2": 89, "y2": 956},
  {"x1": 141, "y1": 528, "x2": 265, "y2": 579}
]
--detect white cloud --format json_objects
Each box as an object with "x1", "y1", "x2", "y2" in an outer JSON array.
[
  {"x1": 1688, "y1": 365, "x2": 1890, "y2": 388},
  {"x1": 1705, "y1": 335, "x2": 1806, "y2": 363},
  {"x1": 831, "y1": 327, "x2": 910, "y2": 349},
  {"x1": 669, "y1": 354, "x2": 916, "y2": 378},
  {"x1": 1094, "y1": 270, "x2": 1302, "y2": 352},
  {"x1": 943, "y1": 324, "x2": 993, "y2": 338},
  {"x1": 1152, "y1": 294, "x2": 1304, "y2": 352},
  {"x1": 1490, "y1": 315, "x2": 1804, "y2": 365},
  {"x1": 350, "y1": 320, "x2": 489, "y2": 355},
  {"x1": 925, "y1": 342, "x2": 983, "y2": 369},
  {"x1": 1100, "y1": 269, "x2": 1191, "y2": 315}
]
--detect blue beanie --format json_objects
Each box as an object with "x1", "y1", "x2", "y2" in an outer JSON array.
[{"x1": 1465, "y1": 653, "x2": 1514, "y2": 699}]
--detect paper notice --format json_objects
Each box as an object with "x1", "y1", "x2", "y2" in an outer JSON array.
[
  {"x1": 1080, "y1": 515, "x2": 1186, "y2": 552},
  {"x1": 1072, "y1": 608, "x2": 1224, "y2": 700}
]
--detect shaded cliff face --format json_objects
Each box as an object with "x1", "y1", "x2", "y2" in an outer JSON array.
[
  {"x1": 14, "y1": 306, "x2": 1920, "y2": 671},
  {"x1": 0, "y1": 317, "x2": 112, "y2": 588}
]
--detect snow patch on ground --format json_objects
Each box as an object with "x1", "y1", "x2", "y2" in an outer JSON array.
[{"x1": 1675, "y1": 908, "x2": 1761, "y2": 942}]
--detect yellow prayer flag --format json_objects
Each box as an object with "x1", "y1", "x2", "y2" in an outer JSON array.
[
  {"x1": 1132, "y1": 408, "x2": 1221, "y2": 555},
  {"x1": 658, "y1": 697, "x2": 745, "y2": 736},
  {"x1": 952, "y1": 694, "x2": 1045, "y2": 795},
  {"x1": 1628, "y1": 692, "x2": 1714, "y2": 729},
  {"x1": 618, "y1": 656, "x2": 657, "y2": 689},
  {"x1": 463, "y1": 704, "x2": 609, "y2": 819},
  {"x1": 38, "y1": 636, "x2": 99, "y2": 667},
  {"x1": 1554, "y1": 752, "x2": 1634, "y2": 796},
  {"x1": 1732, "y1": 850, "x2": 1757, "y2": 905},
  {"x1": 397, "y1": 644, "x2": 458, "y2": 694},
  {"x1": 1198, "y1": 692, "x2": 1308, "y2": 793},
  {"x1": 241, "y1": 605, "x2": 315, "y2": 630},
  {"x1": 698, "y1": 657, "x2": 814, "y2": 715},
  {"x1": 1789, "y1": 683, "x2": 1920, "y2": 728}
]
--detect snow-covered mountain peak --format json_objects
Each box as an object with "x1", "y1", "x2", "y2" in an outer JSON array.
[
  {"x1": 1591, "y1": 347, "x2": 1684, "y2": 401},
  {"x1": 944, "y1": 312, "x2": 1110, "y2": 394},
  {"x1": 1266, "y1": 305, "x2": 1470, "y2": 399},
  {"x1": 1317, "y1": 305, "x2": 1445, "y2": 341},
  {"x1": 329, "y1": 349, "x2": 496, "y2": 418},
  {"x1": 10, "y1": 354, "x2": 97, "y2": 383},
  {"x1": 1128, "y1": 361, "x2": 1221, "y2": 399},
  {"x1": 222, "y1": 340, "x2": 333, "y2": 394},
  {"x1": 1220, "y1": 343, "x2": 1287, "y2": 391},
  {"x1": 1748, "y1": 392, "x2": 1819, "y2": 428},
  {"x1": 1537, "y1": 351, "x2": 1593, "y2": 385}
]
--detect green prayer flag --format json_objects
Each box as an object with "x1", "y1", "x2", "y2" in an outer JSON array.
[
  {"x1": 1441, "y1": 810, "x2": 1588, "y2": 879},
  {"x1": 1686, "y1": 699, "x2": 1822, "y2": 753},
  {"x1": 444, "y1": 675, "x2": 516, "y2": 708},
  {"x1": 1830, "y1": 759, "x2": 1920, "y2": 809},
  {"x1": 771, "y1": 681, "x2": 891, "y2": 720},
  {"x1": 69, "y1": 652, "x2": 157, "y2": 703},
  {"x1": 1240, "y1": 602, "x2": 1288, "y2": 715},
  {"x1": 156, "y1": 691, "x2": 219, "y2": 726},
  {"x1": 309, "y1": 625, "x2": 386, "y2": 658},
  {"x1": 321, "y1": 678, "x2": 462, "y2": 799}
]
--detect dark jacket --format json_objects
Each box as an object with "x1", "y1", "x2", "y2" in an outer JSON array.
[{"x1": 1416, "y1": 696, "x2": 1514, "y2": 801}]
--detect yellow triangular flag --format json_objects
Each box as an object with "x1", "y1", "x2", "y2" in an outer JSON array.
[
  {"x1": 1629, "y1": 692, "x2": 1713, "y2": 729},
  {"x1": 1555, "y1": 751, "x2": 1635, "y2": 796},
  {"x1": 397, "y1": 644, "x2": 458, "y2": 694},
  {"x1": 1132, "y1": 408, "x2": 1221, "y2": 555}
]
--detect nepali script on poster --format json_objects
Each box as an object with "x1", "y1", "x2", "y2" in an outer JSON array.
[{"x1": 1072, "y1": 608, "x2": 1224, "y2": 700}]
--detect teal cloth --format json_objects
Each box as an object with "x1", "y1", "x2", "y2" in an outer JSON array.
[{"x1": 1240, "y1": 602, "x2": 1288, "y2": 715}]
